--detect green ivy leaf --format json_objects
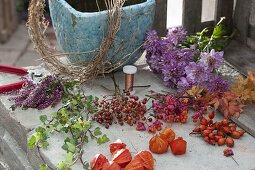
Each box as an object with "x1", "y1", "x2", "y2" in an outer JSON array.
[
  {"x1": 66, "y1": 142, "x2": 76, "y2": 153},
  {"x1": 39, "y1": 164, "x2": 48, "y2": 170},
  {"x1": 83, "y1": 162, "x2": 90, "y2": 170},
  {"x1": 28, "y1": 135, "x2": 36, "y2": 149},
  {"x1": 84, "y1": 136, "x2": 89, "y2": 143},
  {"x1": 51, "y1": 112, "x2": 58, "y2": 118},
  {"x1": 56, "y1": 124, "x2": 64, "y2": 131},
  {"x1": 41, "y1": 141, "x2": 49, "y2": 149},
  {"x1": 62, "y1": 143, "x2": 68, "y2": 151},
  {"x1": 97, "y1": 134, "x2": 110, "y2": 145},
  {"x1": 65, "y1": 152, "x2": 74, "y2": 164},
  {"x1": 94, "y1": 127, "x2": 102, "y2": 136},
  {"x1": 57, "y1": 161, "x2": 66, "y2": 170},
  {"x1": 87, "y1": 95, "x2": 93, "y2": 102},
  {"x1": 40, "y1": 115, "x2": 48, "y2": 123}
]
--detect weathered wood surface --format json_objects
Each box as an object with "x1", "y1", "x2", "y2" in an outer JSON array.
[
  {"x1": 224, "y1": 40, "x2": 255, "y2": 75},
  {"x1": 224, "y1": 40, "x2": 255, "y2": 137},
  {"x1": 233, "y1": 0, "x2": 251, "y2": 43},
  {"x1": 154, "y1": 0, "x2": 167, "y2": 36},
  {"x1": 0, "y1": 0, "x2": 18, "y2": 43},
  {"x1": 247, "y1": 37, "x2": 255, "y2": 49},
  {"x1": 182, "y1": 0, "x2": 202, "y2": 34},
  {"x1": 215, "y1": 0, "x2": 234, "y2": 28},
  {"x1": 249, "y1": 0, "x2": 255, "y2": 49},
  {"x1": 230, "y1": 105, "x2": 255, "y2": 138}
]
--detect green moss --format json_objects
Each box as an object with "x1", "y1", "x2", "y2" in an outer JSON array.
[{"x1": 66, "y1": 0, "x2": 146, "y2": 12}]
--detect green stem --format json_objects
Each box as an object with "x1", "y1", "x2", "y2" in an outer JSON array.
[{"x1": 110, "y1": 72, "x2": 121, "y2": 97}]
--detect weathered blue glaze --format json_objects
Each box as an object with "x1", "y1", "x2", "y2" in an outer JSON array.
[{"x1": 48, "y1": 0, "x2": 155, "y2": 66}]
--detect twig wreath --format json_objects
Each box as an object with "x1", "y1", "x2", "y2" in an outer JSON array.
[{"x1": 27, "y1": 0, "x2": 139, "y2": 82}]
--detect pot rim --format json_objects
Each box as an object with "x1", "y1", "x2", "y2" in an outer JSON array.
[{"x1": 52, "y1": 0, "x2": 155, "y2": 17}]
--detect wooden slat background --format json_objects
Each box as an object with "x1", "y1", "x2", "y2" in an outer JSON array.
[
  {"x1": 154, "y1": 0, "x2": 167, "y2": 36},
  {"x1": 233, "y1": 0, "x2": 251, "y2": 43},
  {"x1": 182, "y1": 0, "x2": 202, "y2": 34},
  {"x1": 0, "y1": 0, "x2": 18, "y2": 43}
]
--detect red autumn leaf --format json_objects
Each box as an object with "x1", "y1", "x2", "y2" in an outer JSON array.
[
  {"x1": 112, "y1": 148, "x2": 132, "y2": 168},
  {"x1": 102, "y1": 161, "x2": 121, "y2": 170},
  {"x1": 169, "y1": 137, "x2": 187, "y2": 155},
  {"x1": 90, "y1": 154, "x2": 108, "y2": 170},
  {"x1": 209, "y1": 97, "x2": 220, "y2": 110},
  {"x1": 134, "y1": 150, "x2": 154, "y2": 170},
  {"x1": 109, "y1": 139, "x2": 126, "y2": 154},
  {"x1": 124, "y1": 159, "x2": 145, "y2": 170}
]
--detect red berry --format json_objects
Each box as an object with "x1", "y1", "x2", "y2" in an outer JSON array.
[{"x1": 208, "y1": 112, "x2": 215, "y2": 119}]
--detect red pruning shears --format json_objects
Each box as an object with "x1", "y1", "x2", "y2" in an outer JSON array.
[{"x1": 0, "y1": 65, "x2": 28, "y2": 93}]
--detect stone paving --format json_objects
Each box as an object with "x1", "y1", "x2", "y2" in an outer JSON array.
[{"x1": 0, "y1": 22, "x2": 58, "y2": 67}]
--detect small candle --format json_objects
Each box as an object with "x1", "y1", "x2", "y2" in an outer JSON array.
[{"x1": 123, "y1": 65, "x2": 137, "y2": 92}]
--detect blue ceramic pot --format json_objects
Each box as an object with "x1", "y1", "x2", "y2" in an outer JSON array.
[{"x1": 48, "y1": 0, "x2": 155, "y2": 66}]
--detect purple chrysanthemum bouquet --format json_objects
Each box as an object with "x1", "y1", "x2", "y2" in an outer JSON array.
[{"x1": 144, "y1": 27, "x2": 230, "y2": 93}]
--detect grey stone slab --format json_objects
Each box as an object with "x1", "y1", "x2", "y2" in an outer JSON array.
[
  {"x1": 0, "y1": 50, "x2": 20, "y2": 65},
  {"x1": 0, "y1": 130, "x2": 33, "y2": 170},
  {"x1": 14, "y1": 51, "x2": 42, "y2": 67},
  {"x1": 24, "y1": 67, "x2": 255, "y2": 170},
  {"x1": 1, "y1": 65, "x2": 255, "y2": 170},
  {"x1": 0, "y1": 66, "x2": 58, "y2": 151},
  {"x1": 0, "y1": 24, "x2": 30, "y2": 51},
  {"x1": 0, "y1": 126, "x2": 5, "y2": 138}
]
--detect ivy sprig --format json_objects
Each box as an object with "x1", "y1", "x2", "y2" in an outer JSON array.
[{"x1": 28, "y1": 81, "x2": 110, "y2": 170}]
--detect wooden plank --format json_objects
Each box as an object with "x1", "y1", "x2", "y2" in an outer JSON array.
[
  {"x1": 215, "y1": 0, "x2": 234, "y2": 28},
  {"x1": 247, "y1": 37, "x2": 255, "y2": 50},
  {"x1": 249, "y1": 0, "x2": 255, "y2": 25},
  {"x1": 224, "y1": 40, "x2": 255, "y2": 76},
  {"x1": 0, "y1": 0, "x2": 18, "y2": 43},
  {"x1": 182, "y1": 0, "x2": 202, "y2": 34},
  {"x1": 200, "y1": 21, "x2": 214, "y2": 29},
  {"x1": 0, "y1": 0, "x2": 4, "y2": 43},
  {"x1": 153, "y1": 0, "x2": 167, "y2": 37},
  {"x1": 230, "y1": 105, "x2": 255, "y2": 138},
  {"x1": 9, "y1": 0, "x2": 17, "y2": 32},
  {"x1": 233, "y1": 0, "x2": 251, "y2": 43},
  {"x1": 249, "y1": 24, "x2": 255, "y2": 39}
]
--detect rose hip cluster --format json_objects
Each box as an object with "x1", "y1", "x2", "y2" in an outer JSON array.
[
  {"x1": 92, "y1": 93, "x2": 148, "y2": 129},
  {"x1": 191, "y1": 112, "x2": 245, "y2": 147},
  {"x1": 152, "y1": 94, "x2": 188, "y2": 123}
]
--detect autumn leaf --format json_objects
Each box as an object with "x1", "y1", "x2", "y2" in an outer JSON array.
[
  {"x1": 248, "y1": 70, "x2": 255, "y2": 83},
  {"x1": 220, "y1": 92, "x2": 243, "y2": 118},
  {"x1": 185, "y1": 86, "x2": 204, "y2": 99},
  {"x1": 231, "y1": 74, "x2": 255, "y2": 104},
  {"x1": 209, "y1": 97, "x2": 220, "y2": 110}
]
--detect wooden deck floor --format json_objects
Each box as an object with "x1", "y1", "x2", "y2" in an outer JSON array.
[{"x1": 224, "y1": 40, "x2": 255, "y2": 138}]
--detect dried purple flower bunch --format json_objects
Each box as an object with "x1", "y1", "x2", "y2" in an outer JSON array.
[
  {"x1": 10, "y1": 75, "x2": 64, "y2": 110},
  {"x1": 144, "y1": 27, "x2": 229, "y2": 93}
]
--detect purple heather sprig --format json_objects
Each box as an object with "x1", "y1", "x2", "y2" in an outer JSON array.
[{"x1": 10, "y1": 75, "x2": 64, "y2": 110}]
